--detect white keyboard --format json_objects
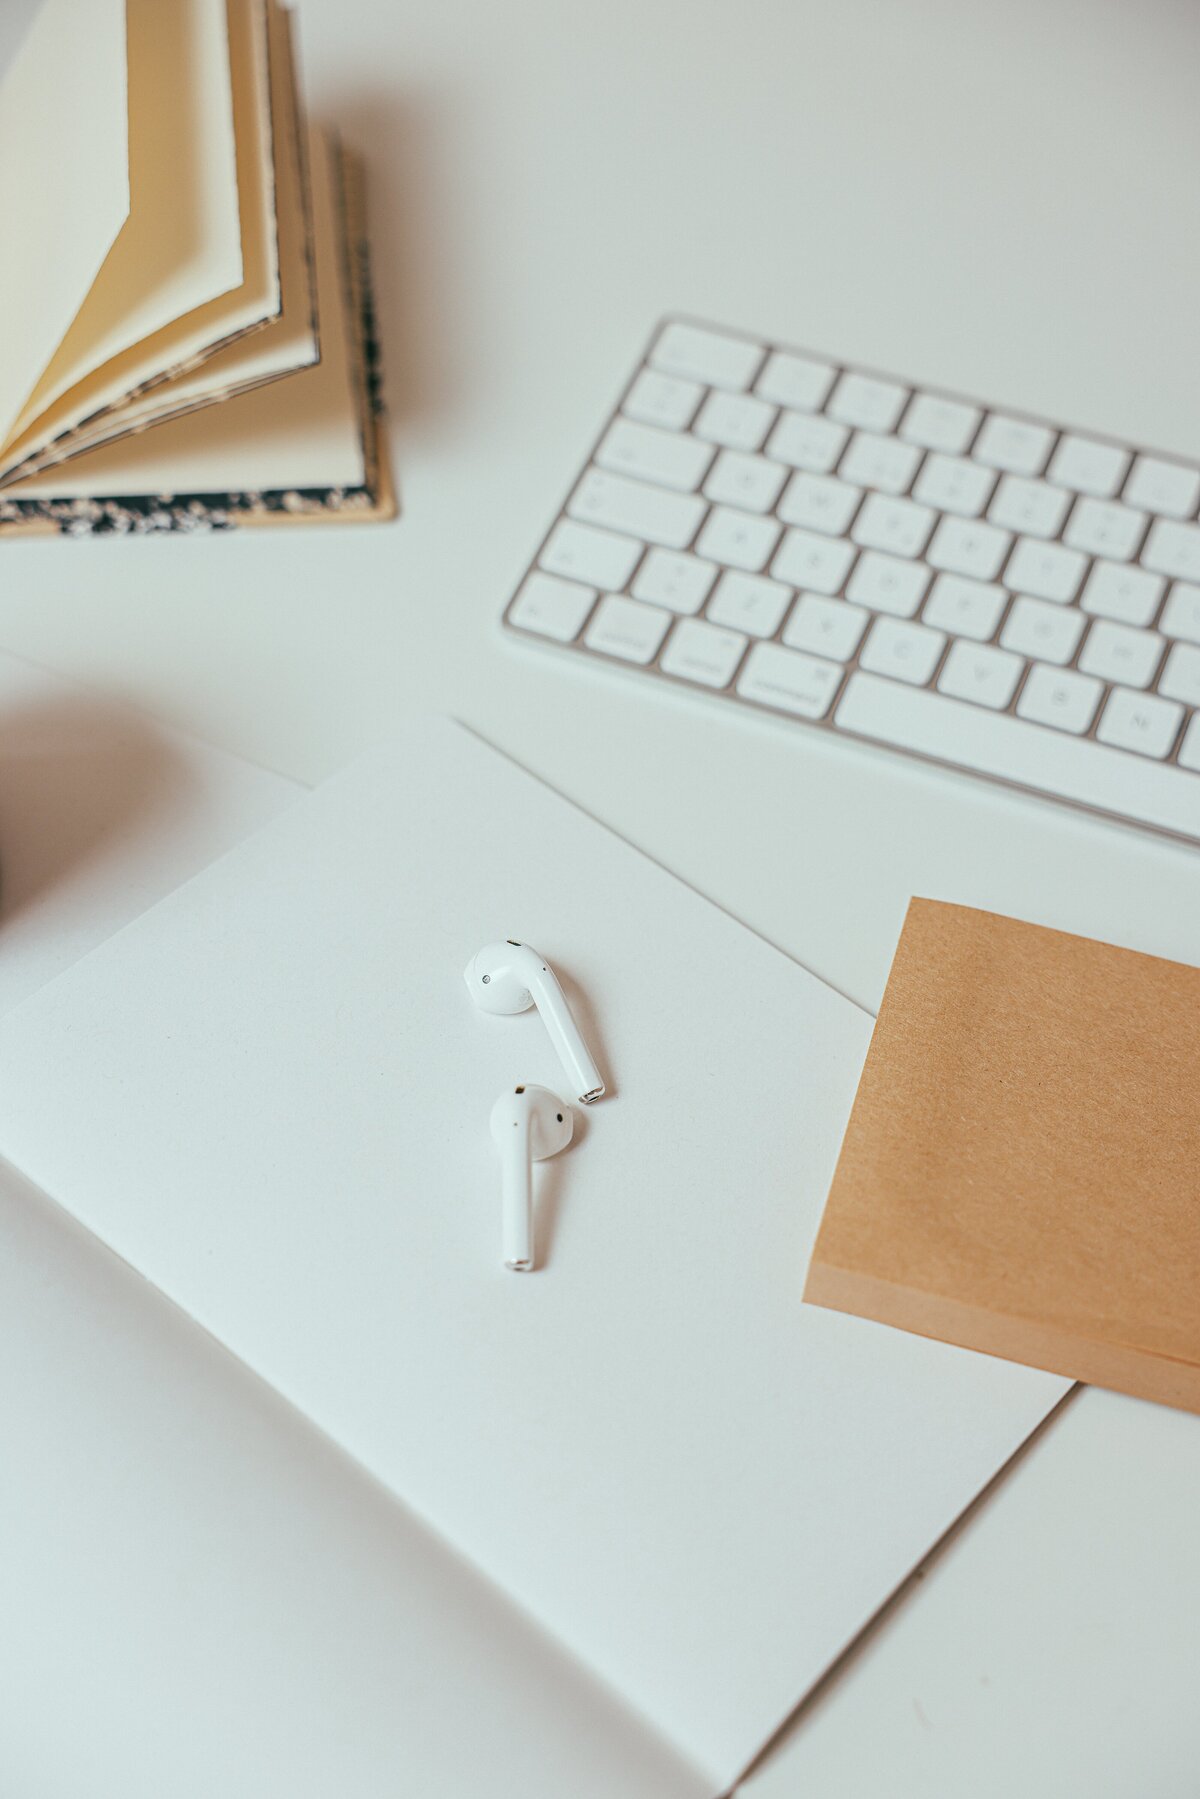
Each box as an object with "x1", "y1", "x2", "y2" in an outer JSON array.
[{"x1": 503, "y1": 318, "x2": 1200, "y2": 847}]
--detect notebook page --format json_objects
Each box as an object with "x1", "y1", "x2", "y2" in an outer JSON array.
[
  {"x1": 2, "y1": 0, "x2": 243, "y2": 448},
  {"x1": 11, "y1": 1, "x2": 318, "y2": 477},
  {"x1": 0, "y1": 719, "x2": 1068, "y2": 1791},
  {"x1": 0, "y1": 0, "x2": 284, "y2": 473},
  {"x1": 9, "y1": 129, "x2": 366, "y2": 500},
  {"x1": 0, "y1": 0, "x2": 130, "y2": 443}
]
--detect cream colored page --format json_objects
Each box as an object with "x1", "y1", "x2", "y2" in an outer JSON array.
[
  {"x1": 1, "y1": 0, "x2": 298, "y2": 483},
  {"x1": 0, "y1": 0, "x2": 130, "y2": 444},
  {"x1": 13, "y1": 1, "x2": 317, "y2": 474},
  {"x1": 10, "y1": 132, "x2": 365, "y2": 499},
  {"x1": 87, "y1": 4, "x2": 316, "y2": 422},
  {"x1": 3, "y1": 0, "x2": 243, "y2": 452}
]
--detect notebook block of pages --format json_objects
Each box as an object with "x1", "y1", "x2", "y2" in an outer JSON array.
[{"x1": 0, "y1": 0, "x2": 392, "y2": 536}]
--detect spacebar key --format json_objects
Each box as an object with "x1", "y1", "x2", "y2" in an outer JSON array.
[{"x1": 836, "y1": 672, "x2": 1200, "y2": 841}]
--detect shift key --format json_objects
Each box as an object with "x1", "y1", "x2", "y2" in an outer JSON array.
[{"x1": 569, "y1": 467, "x2": 706, "y2": 549}]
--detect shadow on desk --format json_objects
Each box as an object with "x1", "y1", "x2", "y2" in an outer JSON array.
[
  {"x1": 324, "y1": 90, "x2": 469, "y2": 430},
  {"x1": 0, "y1": 695, "x2": 194, "y2": 926}
]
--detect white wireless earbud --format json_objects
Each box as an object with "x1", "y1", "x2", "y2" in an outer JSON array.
[
  {"x1": 465, "y1": 941, "x2": 605, "y2": 1104},
  {"x1": 490, "y1": 1085, "x2": 573, "y2": 1272}
]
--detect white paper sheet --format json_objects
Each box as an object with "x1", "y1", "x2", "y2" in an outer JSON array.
[
  {"x1": 0, "y1": 677, "x2": 702, "y2": 1797},
  {"x1": 0, "y1": 717, "x2": 1068, "y2": 1792},
  {"x1": 0, "y1": 1164, "x2": 704, "y2": 1799}
]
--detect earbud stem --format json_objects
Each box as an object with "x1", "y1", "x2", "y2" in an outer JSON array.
[
  {"x1": 500, "y1": 1110, "x2": 534, "y2": 1272},
  {"x1": 527, "y1": 959, "x2": 605, "y2": 1104}
]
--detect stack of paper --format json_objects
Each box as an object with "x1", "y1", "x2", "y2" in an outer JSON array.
[{"x1": 806, "y1": 898, "x2": 1200, "y2": 1416}]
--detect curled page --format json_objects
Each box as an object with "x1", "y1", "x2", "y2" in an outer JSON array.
[{"x1": 0, "y1": 0, "x2": 130, "y2": 444}]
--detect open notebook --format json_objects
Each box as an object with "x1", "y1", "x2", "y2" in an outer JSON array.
[
  {"x1": 0, "y1": 0, "x2": 391, "y2": 536},
  {"x1": 0, "y1": 714, "x2": 1068, "y2": 1795}
]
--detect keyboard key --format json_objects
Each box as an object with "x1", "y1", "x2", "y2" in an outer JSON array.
[
  {"x1": 1004, "y1": 536, "x2": 1086, "y2": 603},
  {"x1": 899, "y1": 392, "x2": 980, "y2": 454},
  {"x1": 650, "y1": 321, "x2": 764, "y2": 390},
  {"x1": 632, "y1": 548, "x2": 718, "y2": 613},
  {"x1": 706, "y1": 570, "x2": 793, "y2": 637},
  {"x1": 1017, "y1": 664, "x2": 1102, "y2": 735},
  {"x1": 838, "y1": 431, "x2": 921, "y2": 495},
  {"x1": 1078, "y1": 619, "x2": 1163, "y2": 689},
  {"x1": 754, "y1": 350, "x2": 835, "y2": 413},
  {"x1": 1161, "y1": 582, "x2": 1200, "y2": 644},
  {"x1": 1142, "y1": 518, "x2": 1200, "y2": 583},
  {"x1": 659, "y1": 616, "x2": 747, "y2": 688},
  {"x1": 858, "y1": 616, "x2": 946, "y2": 686},
  {"x1": 1062, "y1": 495, "x2": 1146, "y2": 561},
  {"x1": 778, "y1": 471, "x2": 863, "y2": 536},
  {"x1": 837, "y1": 672, "x2": 1200, "y2": 838},
  {"x1": 703, "y1": 450, "x2": 787, "y2": 513},
  {"x1": 937, "y1": 641, "x2": 1023, "y2": 710},
  {"x1": 912, "y1": 453, "x2": 996, "y2": 518},
  {"x1": 584, "y1": 594, "x2": 672, "y2": 664},
  {"x1": 1080, "y1": 559, "x2": 1165, "y2": 626},
  {"x1": 623, "y1": 368, "x2": 703, "y2": 431},
  {"x1": 766, "y1": 410, "x2": 848, "y2": 472},
  {"x1": 596, "y1": 418, "x2": 714, "y2": 492},
  {"x1": 926, "y1": 515, "x2": 1011, "y2": 580},
  {"x1": 782, "y1": 594, "x2": 869, "y2": 661},
  {"x1": 539, "y1": 519, "x2": 643, "y2": 590},
  {"x1": 569, "y1": 468, "x2": 706, "y2": 548},
  {"x1": 1123, "y1": 454, "x2": 1200, "y2": 520},
  {"x1": 736, "y1": 641, "x2": 844, "y2": 718},
  {"x1": 1047, "y1": 435, "x2": 1130, "y2": 498},
  {"x1": 1000, "y1": 595, "x2": 1085, "y2": 665},
  {"x1": 771, "y1": 527, "x2": 857, "y2": 594},
  {"x1": 1159, "y1": 641, "x2": 1200, "y2": 707},
  {"x1": 827, "y1": 371, "x2": 908, "y2": 432},
  {"x1": 509, "y1": 572, "x2": 596, "y2": 642},
  {"x1": 696, "y1": 505, "x2": 781, "y2": 571},
  {"x1": 693, "y1": 389, "x2": 775, "y2": 451},
  {"x1": 973, "y1": 413, "x2": 1055, "y2": 475},
  {"x1": 1096, "y1": 687, "x2": 1183, "y2": 759},
  {"x1": 851, "y1": 493, "x2": 935, "y2": 558},
  {"x1": 922, "y1": 573, "x2": 1007, "y2": 641},
  {"x1": 987, "y1": 474, "x2": 1070, "y2": 539},
  {"x1": 845, "y1": 550, "x2": 931, "y2": 618},
  {"x1": 1179, "y1": 716, "x2": 1200, "y2": 773}
]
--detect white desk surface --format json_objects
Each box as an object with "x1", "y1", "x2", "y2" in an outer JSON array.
[{"x1": 2, "y1": 0, "x2": 1200, "y2": 1791}]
